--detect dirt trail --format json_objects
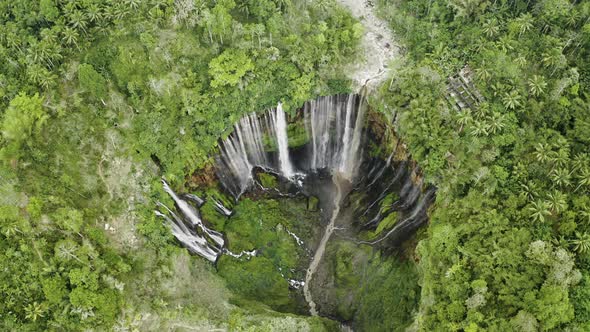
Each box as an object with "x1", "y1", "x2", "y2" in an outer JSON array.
[{"x1": 337, "y1": 0, "x2": 399, "y2": 89}]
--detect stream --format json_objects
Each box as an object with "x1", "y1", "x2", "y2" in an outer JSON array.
[{"x1": 303, "y1": 173, "x2": 351, "y2": 315}]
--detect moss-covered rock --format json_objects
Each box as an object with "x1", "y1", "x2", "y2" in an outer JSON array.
[
  {"x1": 353, "y1": 255, "x2": 420, "y2": 332},
  {"x1": 200, "y1": 202, "x2": 227, "y2": 231},
  {"x1": 307, "y1": 196, "x2": 319, "y2": 211},
  {"x1": 258, "y1": 172, "x2": 278, "y2": 188},
  {"x1": 214, "y1": 196, "x2": 321, "y2": 314},
  {"x1": 217, "y1": 255, "x2": 292, "y2": 311}
]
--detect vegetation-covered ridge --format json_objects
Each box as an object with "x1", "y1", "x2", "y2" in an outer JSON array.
[
  {"x1": 374, "y1": 0, "x2": 590, "y2": 329},
  {"x1": 0, "y1": 0, "x2": 364, "y2": 330}
]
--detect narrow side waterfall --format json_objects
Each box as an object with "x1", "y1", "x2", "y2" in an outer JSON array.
[
  {"x1": 155, "y1": 179, "x2": 224, "y2": 262},
  {"x1": 273, "y1": 103, "x2": 295, "y2": 178}
]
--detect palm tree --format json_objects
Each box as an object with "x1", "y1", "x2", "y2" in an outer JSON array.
[
  {"x1": 473, "y1": 37, "x2": 489, "y2": 53},
  {"x1": 86, "y1": 4, "x2": 102, "y2": 23},
  {"x1": 550, "y1": 167, "x2": 571, "y2": 188},
  {"x1": 542, "y1": 51, "x2": 557, "y2": 68},
  {"x1": 37, "y1": 70, "x2": 56, "y2": 90},
  {"x1": 475, "y1": 65, "x2": 491, "y2": 82},
  {"x1": 515, "y1": 13, "x2": 534, "y2": 37},
  {"x1": 456, "y1": 110, "x2": 472, "y2": 132},
  {"x1": 486, "y1": 112, "x2": 505, "y2": 134},
  {"x1": 565, "y1": 10, "x2": 580, "y2": 27},
  {"x1": 528, "y1": 75, "x2": 547, "y2": 97},
  {"x1": 514, "y1": 54, "x2": 527, "y2": 68},
  {"x1": 27, "y1": 64, "x2": 45, "y2": 84},
  {"x1": 25, "y1": 302, "x2": 45, "y2": 322},
  {"x1": 546, "y1": 190, "x2": 567, "y2": 214},
  {"x1": 253, "y1": 24, "x2": 266, "y2": 49},
  {"x1": 550, "y1": 148, "x2": 569, "y2": 168},
  {"x1": 40, "y1": 28, "x2": 58, "y2": 44},
  {"x1": 68, "y1": 10, "x2": 88, "y2": 32},
  {"x1": 519, "y1": 181, "x2": 538, "y2": 200},
  {"x1": 502, "y1": 91, "x2": 522, "y2": 110},
  {"x1": 496, "y1": 35, "x2": 514, "y2": 52},
  {"x1": 554, "y1": 136, "x2": 570, "y2": 150},
  {"x1": 118, "y1": 5, "x2": 131, "y2": 20},
  {"x1": 473, "y1": 102, "x2": 490, "y2": 119},
  {"x1": 482, "y1": 18, "x2": 499, "y2": 38},
  {"x1": 4, "y1": 25, "x2": 24, "y2": 52},
  {"x1": 528, "y1": 200, "x2": 551, "y2": 222},
  {"x1": 575, "y1": 167, "x2": 590, "y2": 192},
  {"x1": 62, "y1": 27, "x2": 79, "y2": 47},
  {"x1": 94, "y1": 21, "x2": 110, "y2": 36},
  {"x1": 201, "y1": 10, "x2": 214, "y2": 44},
  {"x1": 533, "y1": 143, "x2": 552, "y2": 163},
  {"x1": 313, "y1": 0, "x2": 331, "y2": 12},
  {"x1": 572, "y1": 153, "x2": 589, "y2": 171},
  {"x1": 490, "y1": 81, "x2": 505, "y2": 98},
  {"x1": 542, "y1": 47, "x2": 565, "y2": 75},
  {"x1": 28, "y1": 66, "x2": 56, "y2": 89},
  {"x1": 2, "y1": 221, "x2": 22, "y2": 238},
  {"x1": 470, "y1": 120, "x2": 489, "y2": 136},
  {"x1": 124, "y1": 0, "x2": 140, "y2": 10},
  {"x1": 237, "y1": 2, "x2": 249, "y2": 18},
  {"x1": 571, "y1": 232, "x2": 590, "y2": 254}
]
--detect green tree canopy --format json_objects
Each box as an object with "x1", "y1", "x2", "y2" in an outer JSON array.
[
  {"x1": 208, "y1": 49, "x2": 254, "y2": 88},
  {"x1": 1, "y1": 93, "x2": 47, "y2": 163}
]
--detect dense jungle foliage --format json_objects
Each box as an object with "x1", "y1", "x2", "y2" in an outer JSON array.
[
  {"x1": 1, "y1": 0, "x2": 590, "y2": 330},
  {"x1": 375, "y1": 0, "x2": 590, "y2": 330}
]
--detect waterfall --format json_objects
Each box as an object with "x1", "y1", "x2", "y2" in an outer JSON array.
[
  {"x1": 216, "y1": 103, "x2": 296, "y2": 198},
  {"x1": 273, "y1": 103, "x2": 294, "y2": 178},
  {"x1": 161, "y1": 180, "x2": 203, "y2": 229},
  {"x1": 216, "y1": 95, "x2": 369, "y2": 198},
  {"x1": 154, "y1": 210, "x2": 220, "y2": 262},
  {"x1": 360, "y1": 187, "x2": 436, "y2": 245},
  {"x1": 366, "y1": 151, "x2": 395, "y2": 188},
  {"x1": 155, "y1": 93, "x2": 436, "y2": 321},
  {"x1": 212, "y1": 198, "x2": 233, "y2": 217},
  {"x1": 303, "y1": 94, "x2": 367, "y2": 180},
  {"x1": 182, "y1": 193, "x2": 205, "y2": 207},
  {"x1": 156, "y1": 179, "x2": 227, "y2": 262}
]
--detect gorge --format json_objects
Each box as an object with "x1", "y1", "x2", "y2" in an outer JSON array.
[{"x1": 156, "y1": 93, "x2": 435, "y2": 322}]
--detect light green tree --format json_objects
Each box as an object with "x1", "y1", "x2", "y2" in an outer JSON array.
[
  {"x1": 208, "y1": 49, "x2": 254, "y2": 88},
  {"x1": 1, "y1": 93, "x2": 48, "y2": 163}
]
